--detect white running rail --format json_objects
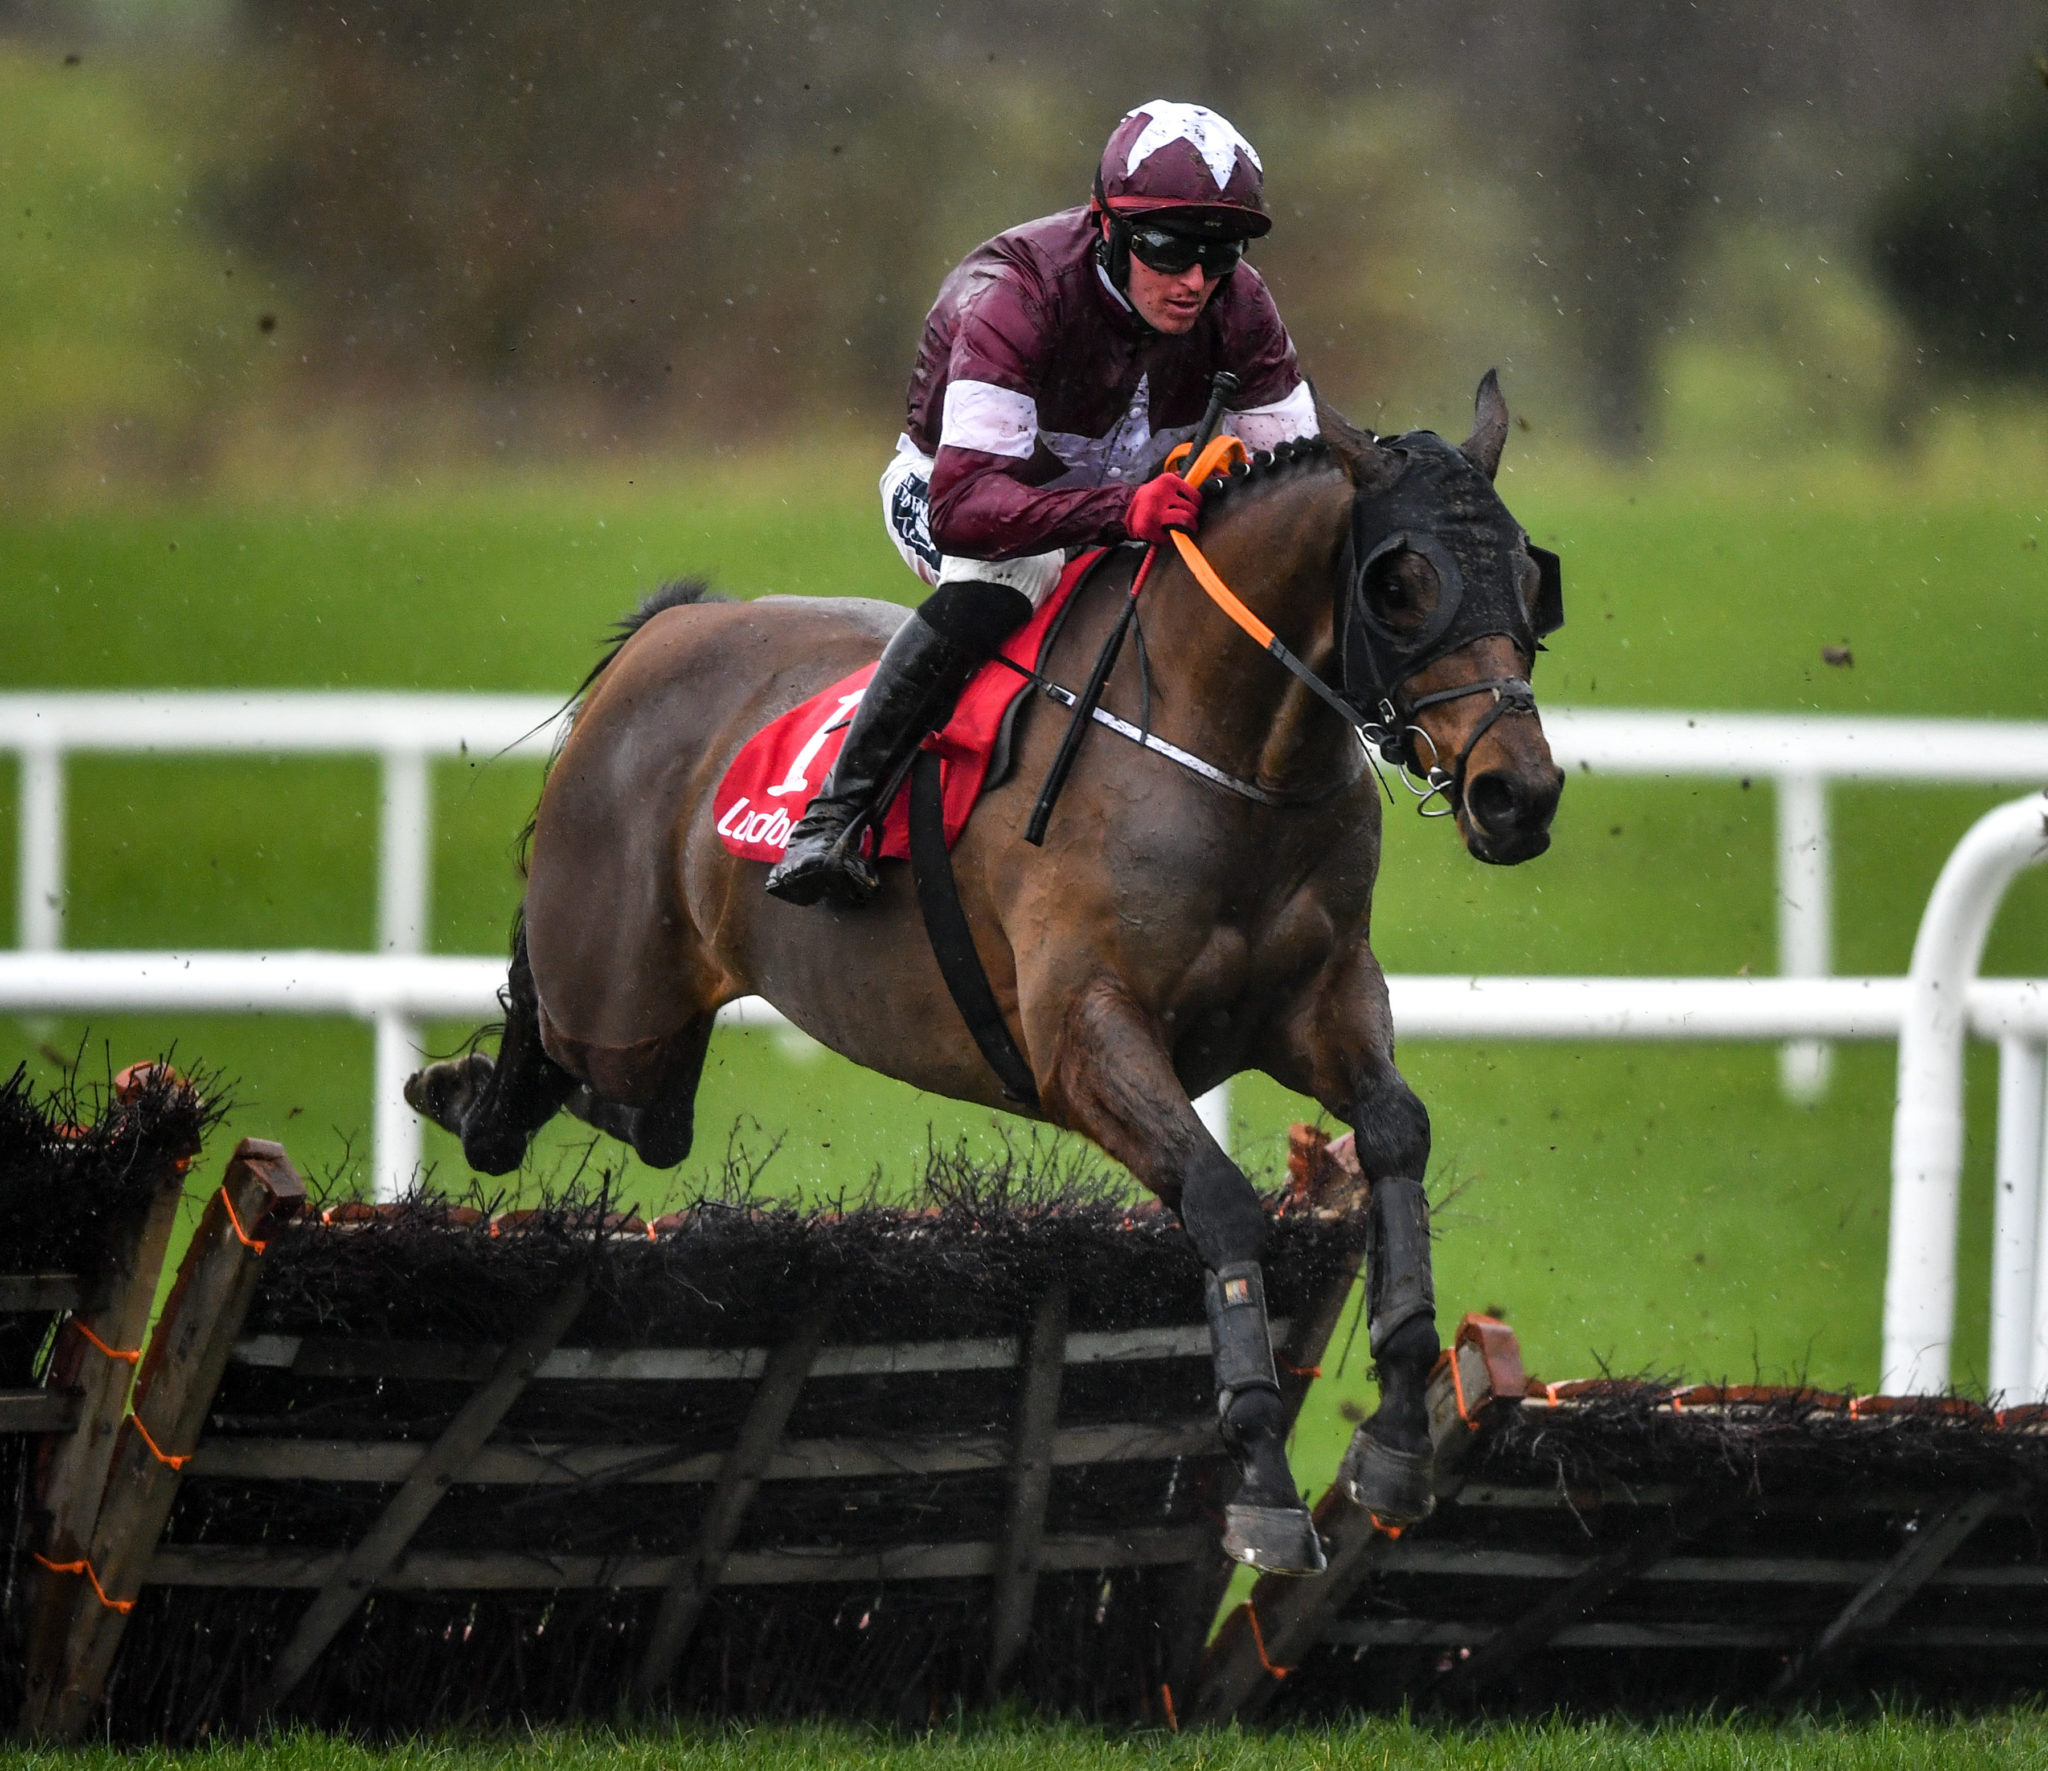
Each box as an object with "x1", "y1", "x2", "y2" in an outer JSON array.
[
  {"x1": 10, "y1": 695, "x2": 2048, "y2": 1092},
  {"x1": 1883, "y1": 793, "x2": 2048, "y2": 1397},
  {"x1": 6, "y1": 689, "x2": 2048, "y2": 1380},
  {"x1": 0, "y1": 693, "x2": 563, "y2": 959},
  {"x1": 5, "y1": 953, "x2": 2047, "y2": 1399}
]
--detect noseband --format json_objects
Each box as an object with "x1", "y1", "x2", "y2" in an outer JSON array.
[{"x1": 1388, "y1": 676, "x2": 1541, "y2": 817}]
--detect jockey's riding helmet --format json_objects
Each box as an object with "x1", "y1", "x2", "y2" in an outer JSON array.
[{"x1": 1092, "y1": 100, "x2": 1269, "y2": 302}]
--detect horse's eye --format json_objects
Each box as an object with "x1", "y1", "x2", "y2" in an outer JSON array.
[
  {"x1": 1515, "y1": 552, "x2": 1541, "y2": 607},
  {"x1": 1365, "y1": 548, "x2": 1440, "y2": 631}
]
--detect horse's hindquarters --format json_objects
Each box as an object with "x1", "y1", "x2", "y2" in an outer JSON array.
[{"x1": 523, "y1": 596, "x2": 906, "y2": 1096}]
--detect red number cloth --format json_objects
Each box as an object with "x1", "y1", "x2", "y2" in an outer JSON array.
[{"x1": 714, "y1": 551, "x2": 1100, "y2": 864}]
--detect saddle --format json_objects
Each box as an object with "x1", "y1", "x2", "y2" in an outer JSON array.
[{"x1": 713, "y1": 550, "x2": 1104, "y2": 864}]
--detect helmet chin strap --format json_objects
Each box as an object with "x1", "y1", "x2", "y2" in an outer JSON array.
[
  {"x1": 1093, "y1": 240, "x2": 1143, "y2": 324},
  {"x1": 1090, "y1": 178, "x2": 1152, "y2": 332}
]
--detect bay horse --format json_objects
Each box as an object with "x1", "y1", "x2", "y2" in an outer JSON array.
[{"x1": 409, "y1": 375, "x2": 1564, "y2": 1573}]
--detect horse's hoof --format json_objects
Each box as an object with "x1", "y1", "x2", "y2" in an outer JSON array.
[
  {"x1": 1223, "y1": 1502, "x2": 1327, "y2": 1576},
  {"x1": 1336, "y1": 1426, "x2": 1436, "y2": 1527},
  {"x1": 405, "y1": 1054, "x2": 492, "y2": 1134},
  {"x1": 462, "y1": 1127, "x2": 530, "y2": 1177}
]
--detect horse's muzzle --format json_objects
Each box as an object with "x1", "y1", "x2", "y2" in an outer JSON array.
[{"x1": 1460, "y1": 763, "x2": 1564, "y2": 865}]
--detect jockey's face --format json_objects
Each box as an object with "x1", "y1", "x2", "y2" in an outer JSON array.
[{"x1": 1124, "y1": 254, "x2": 1221, "y2": 335}]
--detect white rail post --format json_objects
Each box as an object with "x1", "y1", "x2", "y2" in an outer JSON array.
[
  {"x1": 378, "y1": 748, "x2": 431, "y2": 956},
  {"x1": 2029, "y1": 1055, "x2": 2048, "y2": 1403},
  {"x1": 372, "y1": 1009, "x2": 420, "y2": 1205},
  {"x1": 19, "y1": 745, "x2": 65, "y2": 951},
  {"x1": 1195, "y1": 1082, "x2": 1232, "y2": 1153},
  {"x1": 1776, "y1": 771, "x2": 1832, "y2": 1102},
  {"x1": 374, "y1": 749, "x2": 431, "y2": 1199},
  {"x1": 1989, "y1": 1036, "x2": 2046, "y2": 1400},
  {"x1": 1883, "y1": 792, "x2": 2048, "y2": 1394}
]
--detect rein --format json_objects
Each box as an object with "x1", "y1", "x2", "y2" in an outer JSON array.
[
  {"x1": 1016, "y1": 426, "x2": 1543, "y2": 830},
  {"x1": 1160, "y1": 437, "x2": 1539, "y2": 819}
]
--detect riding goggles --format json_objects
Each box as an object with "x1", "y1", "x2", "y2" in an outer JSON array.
[{"x1": 1126, "y1": 224, "x2": 1246, "y2": 278}]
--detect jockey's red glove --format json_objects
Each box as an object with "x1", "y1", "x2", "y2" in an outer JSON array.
[{"x1": 1124, "y1": 471, "x2": 1203, "y2": 545}]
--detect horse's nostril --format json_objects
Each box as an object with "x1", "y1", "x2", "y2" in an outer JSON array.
[{"x1": 1465, "y1": 771, "x2": 1521, "y2": 833}]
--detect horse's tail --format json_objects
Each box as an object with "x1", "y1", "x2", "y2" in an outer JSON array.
[
  {"x1": 570, "y1": 576, "x2": 722, "y2": 702},
  {"x1": 516, "y1": 577, "x2": 724, "y2": 878}
]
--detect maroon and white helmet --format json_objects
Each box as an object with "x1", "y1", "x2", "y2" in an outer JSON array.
[{"x1": 1094, "y1": 100, "x2": 1270, "y2": 238}]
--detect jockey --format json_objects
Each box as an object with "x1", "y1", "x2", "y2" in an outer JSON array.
[{"x1": 767, "y1": 99, "x2": 1320, "y2": 908}]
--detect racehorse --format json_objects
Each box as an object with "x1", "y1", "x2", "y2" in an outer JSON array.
[{"x1": 409, "y1": 374, "x2": 1564, "y2": 1573}]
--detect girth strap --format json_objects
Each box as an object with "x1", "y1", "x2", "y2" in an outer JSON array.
[{"x1": 907, "y1": 750, "x2": 1041, "y2": 1110}]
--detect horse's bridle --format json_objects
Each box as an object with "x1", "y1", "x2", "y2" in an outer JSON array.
[
  {"x1": 1337, "y1": 433, "x2": 1565, "y2": 816},
  {"x1": 1160, "y1": 430, "x2": 1564, "y2": 821},
  {"x1": 1383, "y1": 676, "x2": 1543, "y2": 817}
]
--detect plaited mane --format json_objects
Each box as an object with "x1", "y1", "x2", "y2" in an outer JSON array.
[{"x1": 1195, "y1": 435, "x2": 1333, "y2": 502}]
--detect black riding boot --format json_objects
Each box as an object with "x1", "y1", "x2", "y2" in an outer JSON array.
[
  {"x1": 1206, "y1": 1261, "x2": 1327, "y2": 1575},
  {"x1": 765, "y1": 581, "x2": 1028, "y2": 909}
]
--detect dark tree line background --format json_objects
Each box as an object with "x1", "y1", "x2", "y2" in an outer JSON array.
[
  {"x1": 1873, "y1": 63, "x2": 2048, "y2": 388},
  {"x1": 21, "y1": 0, "x2": 2048, "y2": 456}
]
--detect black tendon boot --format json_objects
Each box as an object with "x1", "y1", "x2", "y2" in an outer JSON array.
[
  {"x1": 1206, "y1": 1261, "x2": 1327, "y2": 1575},
  {"x1": 1336, "y1": 1175, "x2": 1440, "y2": 1525},
  {"x1": 765, "y1": 581, "x2": 1027, "y2": 908}
]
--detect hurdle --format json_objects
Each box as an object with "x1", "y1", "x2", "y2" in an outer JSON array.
[{"x1": 11, "y1": 1130, "x2": 1365, "y2": 1739}]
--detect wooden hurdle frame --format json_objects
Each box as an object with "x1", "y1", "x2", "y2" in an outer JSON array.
[
  {"x1": 1190, "y1": 1312, "x2": 2048, "y2": 1718},
  {"x1": 3, "y1": 1086, "x2": 201, "y2": 1727},
  {"x1": 22, "y1": 1109, "x2": 2048, "y2": 1731},
  {"x1": 17, "y1": 1140, "x2": 305, "y2": 1738},
  {"x1": 10, "y1": 1140, "x2": 1365, "y2": 1739}
]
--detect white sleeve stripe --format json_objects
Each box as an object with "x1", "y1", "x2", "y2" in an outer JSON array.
[
  {"x1": 940, "y1": 379, "x2": 1039, "y2": 460},
  {"x1": 1225, "y1": 379, "x2": 1319, "y2": 439}
]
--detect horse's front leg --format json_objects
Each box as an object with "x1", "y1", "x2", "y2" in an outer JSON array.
[
  {"x1": 1037, "y1": 973, "x2": 1325, "y2": 1576},
  {"x1": 1272, "y1": 942, "x2": 1440, "y2": 1526}
]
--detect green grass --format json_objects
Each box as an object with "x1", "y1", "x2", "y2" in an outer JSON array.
[
  {"x1": 10, "y1": 1713, "x2": 2048, "y2": 1771},
  {"x1": 5, "y1": 456, "x2": 2048, "y2": 1492}
]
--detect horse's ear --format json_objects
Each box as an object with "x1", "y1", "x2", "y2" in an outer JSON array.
[
  {"x1": 1315, "y1": 393, "x2": 1402, "y2": 495},
  {"x1": 1461, "y1": 369, "x2": 1509, "y2": 480}
]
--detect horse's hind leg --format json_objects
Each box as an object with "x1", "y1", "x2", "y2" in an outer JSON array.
[
  {"x1": 561, "y1": 1015, "x2": 714, "y2": 1169},
  {"x1": 1040, "y1": 976, "x2": 1324, "y2": 1577},
  {"x1": 405, "y1": 913, "x2": 577, "y2": 1176}
]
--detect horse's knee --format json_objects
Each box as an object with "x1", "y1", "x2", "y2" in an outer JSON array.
[
  {"x1": 1178, "y1": 1144, "x2": 1265, "y2": 1271},
  {"x1": 1351, "y1": 1069, "x2": 1430, "y2": 1182}
]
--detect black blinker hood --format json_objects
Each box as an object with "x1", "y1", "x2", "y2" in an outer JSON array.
[{"x1": 1340, "y1": 429, "x2": 1565, "y2": 719}]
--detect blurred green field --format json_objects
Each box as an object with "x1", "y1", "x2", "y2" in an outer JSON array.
[{"x1": 4, "y1": 458, "x2": 2047, "y2": 1502}]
